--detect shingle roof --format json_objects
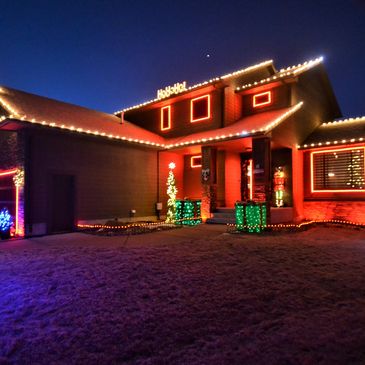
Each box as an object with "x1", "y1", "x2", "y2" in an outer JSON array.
[
  {"x1": 0, "y1": 85, "x2": 303, "y2": 150},
  {"x1": 0, "y1": 86, "x2": 166, "y2": 147},
  {"x1": 299, "y1": 117, "x2": 365, "y2": 149},
  {"x1": 165, "y1": 103, "x2": 303, "y2": 149}
]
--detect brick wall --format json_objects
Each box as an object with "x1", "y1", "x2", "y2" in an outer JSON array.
[
  {"x1": 303, "y1": 201, "x2": 365, "y2": 224},
  {"x1": 0, "y1": 130, "x2": 24, "y2": 169}
]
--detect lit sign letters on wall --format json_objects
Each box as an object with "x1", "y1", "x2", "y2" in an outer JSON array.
[{"x1": 157, "y1": 82, "x2": 187, "y2": 99}]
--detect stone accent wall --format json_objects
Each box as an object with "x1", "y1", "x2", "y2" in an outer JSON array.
[
  {"x1": 0, "y1": 131, "x2": 24, "y2": 168},
  {"x1": 303, "y1": 201, "x2": 365, "y2": 224},
  {"x1": 201, "y1": 184, "x2": 217, "y2": 219}
]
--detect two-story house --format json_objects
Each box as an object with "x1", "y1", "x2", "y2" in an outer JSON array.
[{"x1": 0, "y1": 56, "x2": 363, "y2": 236}]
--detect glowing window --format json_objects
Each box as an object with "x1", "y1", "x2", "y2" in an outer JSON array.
[
  {"x1": 161, "y1": 106, "x2": 171, "y2": 130},
  {"x1": 311, "y1": 147, "x2": 365, "y2": 192},
  {"x1": 191, "y1": 155, "x2": 202, "y2": 168},
  {"x1": 253, "y1": 91, "x2": 272, "y2": 108},
  {"x1": 191, "y1": 95, "x2": 211, "y2": 123}
]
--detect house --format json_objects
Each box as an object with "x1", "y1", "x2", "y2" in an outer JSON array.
[{"x1": 0, "y1": 56, "x2": 364, "y2": 237}]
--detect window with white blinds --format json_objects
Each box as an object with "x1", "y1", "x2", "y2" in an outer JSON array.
[{"x1": 311, "y1": 148, "x2": 365, "y2": 191}]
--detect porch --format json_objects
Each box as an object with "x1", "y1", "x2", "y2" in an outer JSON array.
[{"x1": 159, "y1": 136, "x2": 297, "y2": 224}]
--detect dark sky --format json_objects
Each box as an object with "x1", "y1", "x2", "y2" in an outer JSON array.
[{"x1": 0, "y1": 0, "x2": 364, "y2": 117}]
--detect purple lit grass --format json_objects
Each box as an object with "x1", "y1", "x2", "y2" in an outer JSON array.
[{"x1": 0, "y1": 225, "x2": 365, "y2": 364}]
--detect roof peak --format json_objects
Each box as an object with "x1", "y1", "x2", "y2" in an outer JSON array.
[{"x1": 236, "y1": 56, "x2": 324, "y2": 92}]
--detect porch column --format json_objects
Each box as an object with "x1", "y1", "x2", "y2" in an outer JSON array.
[
  {"x1": 201, "y1": 146, "x2": 217, "y2": 220},
  {"x1": 252, "y1": 137, "x2": 271, "y2": 220},
  {"x1": 292, "y1": 148, "x2": 304, "y2": 222}
]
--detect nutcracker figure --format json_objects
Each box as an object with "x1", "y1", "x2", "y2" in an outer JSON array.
[{"x1": 273, "y1": 167, "x2": 285, "y2": 207}]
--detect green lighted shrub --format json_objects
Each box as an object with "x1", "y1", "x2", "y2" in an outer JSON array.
[
  {"x1": 235, "y1": 202, "x2": 267, "y2": 233},
  {"x1": 175, "y1": 200, "x2": 202, "y2": 225}
]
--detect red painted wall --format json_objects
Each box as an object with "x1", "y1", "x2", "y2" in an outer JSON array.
[
  {"x1": 241, "y1": 85, "x2": 291, "y2": 117},
  {"x1": 225, "y1": 151, "x2": 241, "y2": 207},
  {"x1": 292, "y1": 149, "x2": 304, "y2": 222},
  {"x1": 125, "y1": 88, "x2": 223, "y2": 138},
  {"x1": 303, "y1": 201, "x2": 365, "y2": 224},
  {"x1": 183, "y1": 155, "x2": 201, "y2": 200},
  {"x1": 158, "y1": 151, "x2": 184, "y2": 215},
  {"x1": 301, "y1": 145, "x2": 365, "y2": 225}
]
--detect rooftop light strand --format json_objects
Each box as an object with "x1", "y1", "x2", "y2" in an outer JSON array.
[
  {"x1": 114, "y1": 60, "x2": 273, "y2": 114},
  {"x1": 297, "y1": 137, "x2": 364, "y2": 150},
  {"x1": 235, "y1": 57, "x2": 323, "y2": 92}
]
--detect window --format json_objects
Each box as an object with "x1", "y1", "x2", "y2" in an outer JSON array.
[
  {"x1": 253, "y1": 91, "x2": 272, "y2": 108},
  {"x1": 190, "y1": 155, "x2": 202, "y2": 168},
  {"x1": 161, "y1": 106, "x2": 171, "y2": 130},
  {"x1": 191, "y1": 95, "x2": 211, "y2": 122},
  {"x1": 311, "y1": 147, "x2": 365, "y2": 192}
]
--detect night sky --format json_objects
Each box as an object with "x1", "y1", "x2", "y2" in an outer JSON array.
[{"x1": 0, "y1": 0, "x2": 364, "y2": 117}]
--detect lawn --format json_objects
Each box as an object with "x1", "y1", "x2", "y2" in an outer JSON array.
[{"x1": 0, "y1": 225, "x2": 365, "y2": 364}]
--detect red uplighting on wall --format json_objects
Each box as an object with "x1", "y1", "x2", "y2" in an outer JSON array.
[
  {"x1": 0, "y1": 169, "x2": 18, "y2": 177},
  {"x1": 190, "y1": 94, "x2": 211, "y2": 123},
  {"x1": 310, "y1": 146, "x2": 365, "y2": 193},
  {"x1": 191, "y1": 155, "x2": 202, "y2": 168},
  {"x1": 161, "y1": 106, "x2": 171, "y2": 131},
  {"x1": 248, "y1": 159, "x2": 253, "y2": 200},
  {"x1": 253, "y1": 91, "x2": 272, "y2": 108}
]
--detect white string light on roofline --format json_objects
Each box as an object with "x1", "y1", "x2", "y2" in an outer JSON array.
[
  {"x1": 0, "y1": 114, "x2": 166, "y2": 148},
  {"x1": 297, "y1": 137, "x2": 365, "y2": 149},
  {"x1": 0, "y1": 96, "x2": 19, "y2": 116},
  {"x1": 235, "y1": 57, "x2": 323, "y2": 92},
  {"x1": 0, "y1": 89, "x2": 165, "y2": 147},
  {"x1": 114, "y1": 60, "x2": 273, "y2": 114},
  {"x1": 0, "y1": 102, "x2": 303, "y2": 151},
  {"x1": 165, "y1": 102, "x2": 303, "y2": 149},
  {"x1": 321, "y1": 116, "x2": 365, "y2": 126}
]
